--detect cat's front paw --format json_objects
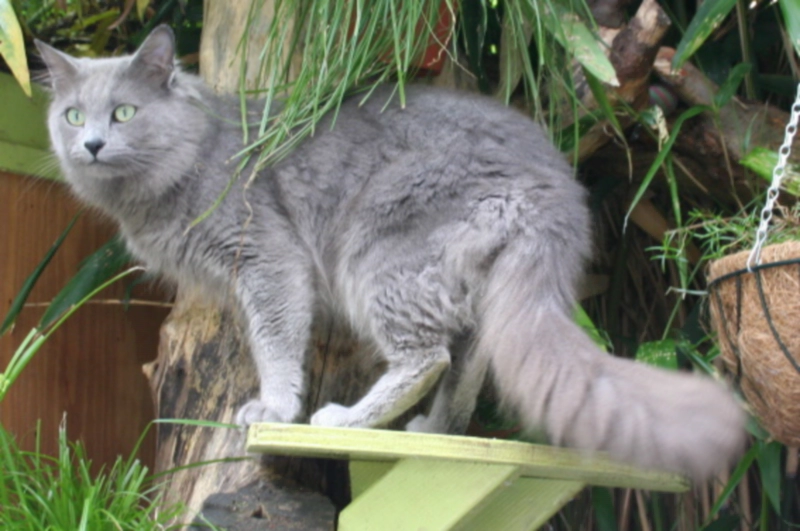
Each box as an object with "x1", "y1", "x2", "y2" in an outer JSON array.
[
  {"x1": 235, "y1": 399, "x2": 291, "y2": 427},
  {"x1": 310, "y1": 403, "x2": 355, "y2": 427}
]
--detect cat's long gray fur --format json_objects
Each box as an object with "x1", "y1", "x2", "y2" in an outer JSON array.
[{"x1": 36, "y1": 25, "x2": 745, "y2": 479}]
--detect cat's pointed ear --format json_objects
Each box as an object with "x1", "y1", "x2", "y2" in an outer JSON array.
[
  {"x1": 35, "y1": 39, "x2": 79, "y2": 91},
  {"x1": 130, "y1": 25, "x2": 176, "y2": 87}
]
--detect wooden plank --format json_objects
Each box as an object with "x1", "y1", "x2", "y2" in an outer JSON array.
[
  {"x1": 461, "y1": 477, "x2": 585, "y2": 531},
  {"x1": 247, "y1": 423, "x2": 688, "y2": 492},
  {"x1": 339, "y1": 459, "x2": 519, "y2": 531},
  {"x1": 349, "y1": 460, "x2": 396, "y2": 499}
]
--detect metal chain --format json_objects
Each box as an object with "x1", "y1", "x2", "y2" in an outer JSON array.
[{"x1": 747, "y1": 83, "x2": 800, "y2": 270}]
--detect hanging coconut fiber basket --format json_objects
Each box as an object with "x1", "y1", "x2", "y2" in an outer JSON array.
[
  {"x1": 707, "y1": 242, "x2": 800, "y2": 446},
  {"x1": 706, "y1": 82, "x2": 800, "y2": 446}
]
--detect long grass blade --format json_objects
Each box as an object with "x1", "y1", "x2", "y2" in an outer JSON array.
[
  {"x1": 40, "y1": 266, "x2": 144, "y2": 342},
  {"x1": 706, "y1": 442, "x2": 759, "y2": 521},
  {"x1": 591, "y1": 486, "x2": 619, "y2": 531},
  {"x1": 757, "y1": 441, "x2": 782, "y2": 514},
  {"x1": 1, "y1": 212, "x2": 82, "y2": 335},
  {"x1": 779, "y1": 0, "x2": 800, "y2": 57},
  {"x1": 624, "y1": 105, "x2": 709, "y2": 230}
]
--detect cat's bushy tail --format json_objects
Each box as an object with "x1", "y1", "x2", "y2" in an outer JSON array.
[{"x1": 477, "y1": 247, "x2": 746, "y2": 480}]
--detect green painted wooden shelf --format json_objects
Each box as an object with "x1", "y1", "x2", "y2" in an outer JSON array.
[{"x1": 247, "y1": 423, "x2": 688, "y2": 531}]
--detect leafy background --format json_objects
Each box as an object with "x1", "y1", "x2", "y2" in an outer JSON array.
[{"x1": 1, "y1": 0, "x2": 799, "y2": 529}]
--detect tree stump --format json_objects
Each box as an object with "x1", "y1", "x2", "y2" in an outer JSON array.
[{"x1": 145, "y1": 291, "x2": 380, "y2": 527}]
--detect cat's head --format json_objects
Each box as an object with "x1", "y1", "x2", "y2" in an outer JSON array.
[{"x1": 36, "y1": 26, "x2": 207, "y2": 202}]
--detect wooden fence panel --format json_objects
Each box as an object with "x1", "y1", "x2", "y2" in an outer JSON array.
[{"x1": 0, "y1": 171, "x2": 169, "y2": 471}]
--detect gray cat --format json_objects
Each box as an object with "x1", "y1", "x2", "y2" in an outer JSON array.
[{"x1": 36, "y1": 25, "x2": 744, "y2": 479}]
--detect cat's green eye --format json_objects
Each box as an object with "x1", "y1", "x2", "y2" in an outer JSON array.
[
  {"x1": 65, "y1": 108, "x2": 85, "y2": 126},
  {"x1": 113, "y1": 104, "x2": 137, "y2": 123}
]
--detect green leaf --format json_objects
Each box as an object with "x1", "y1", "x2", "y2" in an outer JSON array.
[
  {"x1": 39, "y1": 237, "x2": 132, "y2": 330},
  {"x1": 625, "y1": 105, "x2": 709, "y2": 229},
  {"x1": 672, "y1": 0, "x2": 738, "y2": 70},
  {"x1": 136, "y1": 0, "x2": 150, "y2": 20},
  {"x1": 707, "y1": 442, "x2": 759, "y2": 520},
  {"x1": 557, "y1": 110, "x2": 603, "y2": 152},
  {"x1": 1, "y1": 214, "x2": 81, "y2": 335},
  {"x1": 545, "y1": 6, "x2": 619, "y2": 87},
  {"x1": 740, "y1": 147, "x2": 779, "y2": 180},
  {"x1": 701, "y1": 514, "x2": 740, "y2": 531},
  {"x1": 780, "y1": 0, "x2": 800, "y2": 58},
  {"x1": 585, "y1": 70, "x2": 623, "y2": 135},
  {"x1": 591, "y1": 487, "x2": 618, "y2": 531},
  {"x1": 0, "y1": 0, "x2": 31, "y2": 96},
  {"x1": 635, "y1": 339, "x2": 679, "y2": 370},
  {"x1": 714, "y1": 62, "x2": 752, "y2": 107},
  {"x1": 757, "y1": 441, "x2": 782, "y2": 515},
  {"x1": 740, "y1": 147, "x2": 800, "y2": 196},
  {"x1": 574, "y1": 305, "x2": 611, "y2": 350}
]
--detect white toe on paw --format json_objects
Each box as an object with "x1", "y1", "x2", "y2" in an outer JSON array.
[
  {"x1": 310, "y1": 403, "x2": 353, "y2": 427},
  {"x1": 235, "y1": 400, "x2": 285, "y2": 427},
  {"x1": 405, "y1": 414, "x2": 435, "y2": 433}
]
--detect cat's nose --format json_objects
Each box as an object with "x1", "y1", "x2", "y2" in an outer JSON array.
[{"x1": 84, "y1": 139, "x2": 106, "y2": 157}]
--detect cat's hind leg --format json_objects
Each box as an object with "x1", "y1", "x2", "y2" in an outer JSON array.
[
  {"x1": 310, "y1": 264, "x2": 466, "y2": 428},
  {"x1": 405, "y1": 332, "x2": 488, "y2": 434},
  {"x1": 310, "y1": 343, "x2": 450, "y2": 428}
]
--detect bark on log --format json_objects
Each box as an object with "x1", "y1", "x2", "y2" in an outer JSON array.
[
  {"x1": 584, "y1": 46, "x2": 800, "y2": 209},
  {"x1": 576, "y1": 0, "x2": 672, "y2": 160},
  {"x1": 146, "y1": 291, "x2": 368, "y2": 527},
  {"x1": 653, "y1": 47, "x2": 800, "y2": 189},
  {"x1": 146, "y1": 293, "x2": 258, "y2": 516},
  {"x1": 587, "y1": 0, "x2": 632, "y2": 28},
  {"x1": 199, "y1": 0, "x2": 302, "y2": 94}
]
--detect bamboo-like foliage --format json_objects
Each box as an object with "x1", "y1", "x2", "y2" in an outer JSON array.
[
  {"x1": 239, "y1": 0, "x2": 458, "y2": 166},
  {"x1": 237, "y1": 0, "x2": 616, "y2": 177}
]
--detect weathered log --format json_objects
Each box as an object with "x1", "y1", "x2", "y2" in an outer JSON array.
[
  {"x1": 587, "y1": 0, "x2": 632, "y2": 29},
  {"x1": 145, "y1": 291, "x2": 360, "y2": 527},
  {"x1": 576, "y1": 0, "x2": 672, "y2": 160},
  {"x1": 584, "y1": 46, "x2": 800, "y2": 210},
  {"x1": 653, "y1": 47, "x2": 800, "y2": 191}
]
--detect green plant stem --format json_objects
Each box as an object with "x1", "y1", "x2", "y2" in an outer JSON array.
[
  {"x1": 0, "y1": 267, "x2": 143, "y2": 403},
  {"x1": 736, "y1": 0, "x2": 758, "y2": 100},
  {"x1": 625, "y1": 105, "x2": 709, "y2": 230}
]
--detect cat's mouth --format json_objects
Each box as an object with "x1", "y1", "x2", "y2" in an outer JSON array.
[
  {"x1": 73, "y1": 157, "x2": 120, "y2": 175},
  {"x1": 77, "y1": 156, "x2": 111, "y2": 167}
]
